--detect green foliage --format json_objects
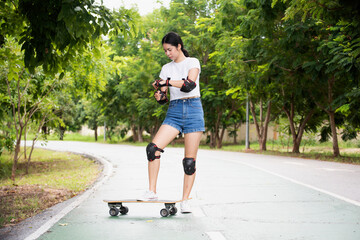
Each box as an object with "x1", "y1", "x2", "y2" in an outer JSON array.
[
  {"x1": 1, "y1": 0, "x2": 360, "y2": 155},
  {"x1": 0, "y1": 133, "x2": 14, "y2": 157},
  {"x1": 0, "y1": 1, "x2": 137, "y2": 181},
  {"x1": 0, "y1": 0, "x2": 136, "y2": 74}
]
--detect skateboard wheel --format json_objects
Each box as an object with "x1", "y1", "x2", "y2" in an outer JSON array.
[
  {"x1": 160, "y1": 208, "x2": 170, "y2": 217},
  {"x1": 120, "y1": 206, "x2": 129, "y2": 215},
  {"x1": 109, "y1": 207, "x2": 119, "y2": 216},
  {"x1": 170, "y1": 207, "x2": 177, "y2": 215}
]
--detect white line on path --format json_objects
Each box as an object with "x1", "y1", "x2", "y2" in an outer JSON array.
[
  {"x1": 319, "y1": 168, "x2": 355, "y2": 172},
  {"x1": 24, "y1": 154, "x2": 113, "y2": 240},
  {"x1": 226, "y1": 159, "x2": 360, "y2": 207},
  {"x1": 283, "y1": 161, "x2": 307, "y2": 166},
  {"x1": 192, "y1": 207, "x2": 206, "y2": 217},
  {"x1": 206, "y1": 232, "x2": 227, "y2": 240}
]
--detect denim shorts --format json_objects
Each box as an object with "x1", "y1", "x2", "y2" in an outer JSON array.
[{"x1": 162, "y1": 98, "x2": 205, "y2": 134}]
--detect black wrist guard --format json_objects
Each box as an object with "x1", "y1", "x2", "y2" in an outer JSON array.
[
  {"x1": 180, "y1": 77, "x2": 196, "y2": 93},
  {"x1": 154, "y1": 90, "x2": 168, "y2": 105},
  {"x1": 164, "y1": 78, "x2": 172, "y2": 86},
  {"x1": 154, "y1": 79, "x2": 162, "y2": 88},
  {"x1": 154, "y1": 78, "x2": 172, "y2": 88}
]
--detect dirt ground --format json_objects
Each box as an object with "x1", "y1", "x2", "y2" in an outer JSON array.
[{"x1": 0, "y1": 185, "x2": 76, "y2": 227}]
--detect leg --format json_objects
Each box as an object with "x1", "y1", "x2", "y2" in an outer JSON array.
[
  {"x1": 148, "y1": 124, "x2": 180, "y2": 193},
  {"x1": 182, "y1": 131, "x2": 202, "y2": 200}
]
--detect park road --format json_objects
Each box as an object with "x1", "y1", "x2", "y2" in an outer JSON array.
[{"x1": 20, "y1": 141, "x2": 360, "y2": 239}]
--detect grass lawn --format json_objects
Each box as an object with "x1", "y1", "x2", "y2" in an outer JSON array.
[
  {"x1": 0, "y1": 148, "x2": 101, "y2": 228},
  {"x1": 201, "y1": 141, "x2": 360, "y2": 164}
]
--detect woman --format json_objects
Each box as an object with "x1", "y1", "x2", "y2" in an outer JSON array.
[{"x1": 141, "y1": 32, "x2": 205, "y2": 213}]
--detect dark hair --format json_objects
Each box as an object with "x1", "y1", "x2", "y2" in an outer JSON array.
[{"x1": 162, "y1": 32, "x2": 189, "y2": 57}]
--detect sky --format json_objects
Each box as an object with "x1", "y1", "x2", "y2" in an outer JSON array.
[{"x1": 99, "y1": 0, "x2": 171, "y2": 16}]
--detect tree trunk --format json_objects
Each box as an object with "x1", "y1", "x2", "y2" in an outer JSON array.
[
  {"x1": 249, "y1": 99, "x2": 272, "y2": 151},
  {"x1": 150, "y1": 127, "x2": 156, "y2": 140},
  {"x1": 210, "y1": 110, "x2": 222, "y2": 148},
  {"x1": 216, "y1": 127, "x2": 226, "y2": 148},
  {"x1": 329, "y1": 111, "x2": 340, "y2": 157},
  {"x1": 283, "y1": 105, "x2": 315, "y2": 154},
  {"x1": 137, "y1": 126, "x2": 144, "y2": 142},
  {"x1": 24, "y1": 127, "x2": 27, "y2": 160},
  {"x1": 27, "y1": 139, "x2": 37, "y2": 175},
  {"x1": 209, "y1": 131, "x2": 216, "y2": 148},
  {"x1": 94, "y1": 126, "x2": 98, "y2": 141},
  {"x1": 292, "y1": 138, "x2": 301, "y2": 154},
  {"x1": 259, "y1": 137, "x2": 266, "y2": 151},
  {"x1": 132, "y1": 125, "x2": 139, "y2": 142},
  {"x1": 26, "y1": 114, "x2": 48, "y2": 174},
  {"x1": 11, "y1": 138, "x2": 22, "y2": 182},
  {"x1": 59, "y1": 126, "x2": 65, "y2": 140},
  {"x1": 42, "y1": 125, "x2": 47, "y2": 134},
  {"x1": 327, "y1": 76, "x2": 340, "y2": 157},
  {"x1": 314, "y1": 76, "x2": 341, "y2": 157},
  {"x1": 106, "y1": 127, "x2": 112, "y2": 141},
  {"x1": 233, "y1": 131, "x2": 237, "y2": 144}
]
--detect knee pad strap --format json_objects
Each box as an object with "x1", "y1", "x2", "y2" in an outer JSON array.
[
  {"x1": 183, "y1": 157, "x2": 196, "y2": 175},
  {"x1": 146, "y1": 143, "x2": 164, "y2": 161}
]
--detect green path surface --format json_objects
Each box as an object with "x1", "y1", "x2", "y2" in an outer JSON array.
[{"x1": 25, "y1": 142, "x2": 360, "y2": 240}]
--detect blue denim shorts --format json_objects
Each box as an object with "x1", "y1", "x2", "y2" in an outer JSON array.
[{"x1": 162, "y1": 98, "x2": 205, "y2": 134}]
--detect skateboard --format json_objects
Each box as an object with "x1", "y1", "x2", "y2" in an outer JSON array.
[{"x1": 103, "y1": 199, "x2": 185, "y2": 217}]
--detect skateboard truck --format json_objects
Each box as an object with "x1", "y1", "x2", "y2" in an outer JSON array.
[
  {"x1": 108, "y1": 202, "x2": 129, "y2": 216},
  {"x1": 160, "y1": 203, "x2": 177, "y2": 217}
]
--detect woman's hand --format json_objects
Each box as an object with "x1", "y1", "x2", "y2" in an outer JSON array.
[
  {"x1": 154, "y1": 90, "x2": 163, "y2": 101},
  {"x1": 153, "y1": 89, "x2": 169, "y2": 105}
]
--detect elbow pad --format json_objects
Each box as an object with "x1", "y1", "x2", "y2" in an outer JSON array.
[{"x1": 180, "y1": 77, "x2": 196, "y2": 93}]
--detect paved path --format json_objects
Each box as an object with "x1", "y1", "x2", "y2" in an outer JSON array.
[{"x1": 16, "y1": 142, "x2": 360, "y2": 239}]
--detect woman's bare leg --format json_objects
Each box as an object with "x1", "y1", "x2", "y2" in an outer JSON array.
[
  {"x1": 148, "y1": 124, "x2": 180, "y2": 193},
  {"x1": 182, "y1": 131, "x2": 202, "y2": 200}
]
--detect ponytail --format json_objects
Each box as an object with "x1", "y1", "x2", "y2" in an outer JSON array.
[
  {"x1": 162, "y1": 32, "x2": 190, "y2": 57},
  {"x1": 182, "y1": 47, "x2": 190, "y2": 57}
]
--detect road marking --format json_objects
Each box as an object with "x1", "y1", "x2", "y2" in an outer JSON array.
[
  {"x1": 192, "y1": 206, "x2": 206, "y2": 217},
  {"x1": 283, "y1": 161, "x2": 306, "y2": 166},
  {"x1": 225, "y1": 159, "x2": 360, "y2": 207},
  {"x1": 206, "y1": 231, "x2": 226, "y2": 240},
  {"x1": 319, "y1": 168, "x2": 355, "y2": 173}
]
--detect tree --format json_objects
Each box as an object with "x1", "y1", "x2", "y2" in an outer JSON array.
[
  {"x1": 226, "y1": 0, "x2": 322, "y2": 153},
  {"x1": 1, "y1": 38, "x2": 63, "y2": 181},
  {"x1": 1, "y1": 0, "x2": 135, "y2": 74},
  {"x1": 209, "y1": 0, "x2": 277, "y2": 150},
  {"x1": 278, "y1": 0, "x2": 360, "y2": 156},
  {"x1": 0, "y1": 1, "x2": 136, "y2": 181}
]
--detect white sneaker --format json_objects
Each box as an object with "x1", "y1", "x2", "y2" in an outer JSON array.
[
  {"x1": 138, "y1": 190, "x2": 158, "y2": 201},
  {"x1": 180, "y1": 199, "x2": 192, "y2": 213}
]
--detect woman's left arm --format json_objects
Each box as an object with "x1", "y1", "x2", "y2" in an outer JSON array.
[{"x1": 157, "y1": 68, "x2": 199, "y2": 88}]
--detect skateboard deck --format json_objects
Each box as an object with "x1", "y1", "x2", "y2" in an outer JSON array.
[{"x1": 103, "y1": 199, "x2": 186, "y2": 217}]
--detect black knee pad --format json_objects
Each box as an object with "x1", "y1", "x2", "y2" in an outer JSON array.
[
  {"x1": 146, "y1": 143, "x2": 164, "y2": 161},
  {"x1": 183, "y1": 158, "x2": 196, "y2": 175}
]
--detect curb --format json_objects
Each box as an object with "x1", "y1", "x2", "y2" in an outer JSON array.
[{"x1": 0, "y1": 148, "x2": 113, "y2": 240}]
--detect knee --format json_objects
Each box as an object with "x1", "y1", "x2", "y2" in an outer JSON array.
[
  {"x1": 183, "y1": 157, "x2": 196, "y2": 175},
  {"x1": 146, "y1": 142, "x2": 164, "y2": 162}
]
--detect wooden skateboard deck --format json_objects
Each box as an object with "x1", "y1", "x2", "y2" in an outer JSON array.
[{"x1": 103, "y1": 199, "x2": 185, "y2": 217}]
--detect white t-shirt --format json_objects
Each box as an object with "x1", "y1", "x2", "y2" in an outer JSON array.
[{"x1": 159, "y1": 57, "x2": 201, "y2": 101}]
